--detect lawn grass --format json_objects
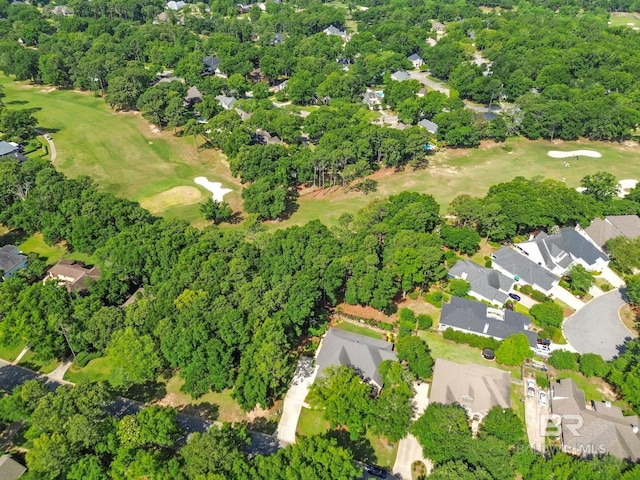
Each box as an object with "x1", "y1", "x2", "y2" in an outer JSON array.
[
  {"x1": 18, "y1": 350, "x2": 60, "y2": 374},
  {"x1": 16, "y1": 233, "x2": 96, "y2": 265},
  {"x1": 64, "y1": 356, "x2": 116, "y2": 383},
  {"x1": 554, "y1": 370, "x2": 626, "y2": 408},
  {"x1": 0, "y1": 76, "x2": 243, "y2": 224},
  {"x1": 514, "y1": 303, "x2": 530, "y2": 316},
  {"x1": 418, "y1": 330, "x2": 520, "y2": 378},
  {"x1": 0, "y1": 340, "x2": 26, "y2": 362},
  {"x1": 277, "y1": 137, "x2": 640, "y2": 229},
  {"x1": 510, "y1": 384, "x2": 526, "y2": 424},
  {"x1": 609, "y1": 11, "x2": 640, "y2": 28},
  {"x1": 335, "y1": 321, "x2": 385, "y2": 340},
  {"x1": 296, "y1": 406, "x2": 330, "y2": 437}
]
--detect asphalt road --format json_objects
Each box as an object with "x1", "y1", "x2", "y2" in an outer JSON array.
[
  {"x1": 0, "y1": 360, "x2": 282, "y2": 455},
  {"x1": 563, "y1": 289, "x2": 635, "y2": 360}
]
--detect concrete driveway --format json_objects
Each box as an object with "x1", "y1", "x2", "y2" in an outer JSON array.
[
  {"x1": 276, "y1": 356, "x2": 317, "y2": 444},
  {"x1": 524, "y1": 379, "x2": 548, "y2": 453},
  {"x1": 550, "y1": 284, "x2": 585, "y2": 311},
  {"x1": 563, "y1": 289, "x2": 636, "y2": 360}
]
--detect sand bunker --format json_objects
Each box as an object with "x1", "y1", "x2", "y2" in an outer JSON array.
[
  {"x1": 194, "y1": 177, "x2": 232, "y2": 202},
  {"x1": 618, "y1": 179, "x2": 638, "y2": 198},
  {"x1": 140, "y1": 186, "x2": 203, "y2": 213},
  {"x1": 548, "y1": 150, "x2": 602, "y2": 159}
]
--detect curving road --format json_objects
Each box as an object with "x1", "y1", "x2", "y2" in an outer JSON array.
[
  {"x1": 563, "y1": 289, "x2": 636, "y2": 360},
  {"x1": 35, "y1": 129, "x2": 56, "y2": 162}
]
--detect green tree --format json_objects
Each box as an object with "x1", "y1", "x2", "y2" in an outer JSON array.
[
  {"x1": 566, "y1": 264, "x2": 594, "y2": 294},
  {"x1": 495, "y1": 333, "x2": 532, "y2": 366},
  {"x1": 449, "y1": 278, "x2": 470, "y2": 297},
  {"x1": 440, "y1": 224, "x2": 481, "y2": 255},
  {"x1": 396, "y1": 335, "x2": 434, "y2": 379},
  {"x1": 579, "y1": 353, "x2": 609, "y2": 378},
  {"x1": 626, "y1": 274, "x2": 640, "y2": 305},
  {"x1": 200, "y1": 198, "x2": 233, "y2": 224},
  {"x1": 580, "y1": 171, "x2": 619, "y2": 202},
  {"x1": 105, "y1": 327, "x2": 162, "y2": 388},
  {"x1": 529, "y1": 301, "x2": 564, "y2": 328},
  {"x1": 83, "y1": 306, "x2": 126, "y2": 353},
  {"x1": 478, "y1": 406, "x2": 525, "y2": 445},
  {"x1": 411, "y1": 403, "x2": 472, "y2": 463},
  {"x1": 548, "y1": 350, "x2": 580, "y2": 370}
]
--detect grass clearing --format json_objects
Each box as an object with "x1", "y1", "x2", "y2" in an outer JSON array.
[
  {"x1": 554, "y1": 370, "x2": 625, "y2": 408},
  {"x1": 296, "y1": 406, "x2": 330, "y2": 437},
  {"x1": 0, "y1": 340, "x2": 26, "y2": 363},
  {"x1": 609, "y1": 12, "x2": 640, "y2": 28},
  {"x1": 64, "y1": 356, "x2": 116, "y2": 383},
  {"x1": 18, "y1": 350, "x2": 60, "y2": 374},
  {"x1": 0, "y1": 76, "x2": 243, "y2": 225},
  {"x1": 335, "y1": 321, "x2": 385, "y2": 340},
  {"x1": 16, "y1": 233, "x2": 96, "y2": 265}
]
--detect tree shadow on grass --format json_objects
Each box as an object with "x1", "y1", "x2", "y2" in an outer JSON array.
[
  {"x1": 0, "y1": 229, "x2": 27, "y2": 247},
  {"x1": 5, "y1": 100, "x2": 29, "y2": 106},
  {"x1": 242, "y1": 416, "x2": 278, "y2": 434},
  {"x1": 118, "y1": 380, "x2": 167, "y2": 403},
  {"x1": 326, "y1": 429, "x2": 377, "y2": 463},
  {"x1": 177, "y1": 402, "x2": 219, "y2": 422}
]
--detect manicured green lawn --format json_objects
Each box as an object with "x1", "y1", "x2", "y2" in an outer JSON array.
[
  {"x1": 0, "y1": 340, "x2": 26, "y2": 363},
  {"x1": 18, "y1": 350, "x2": 60, "y2": 374},
  {"x1": 609, "y1": 12, "x2": 640, "y2": 28},
  {"x1": 554, "y1": 370, "x2": 626, "y2": 409},
  {"x1": 0, "y1": 76, "x2": 243, "y2": 224},
  {"x1": 296, "y1": 406, "x2": 330, "y2": 437},
  {"x1": 16, "y1": 233, "x2": 96, "y2": 265},
  {"x1": 418, "y1": 330, "x2": 520, "y2": 378},
  {"x1": 64, "y1": 356, "x2": 116, "y2": 383},
  {"x1": 335, "y1": 321, "x2": 385, "y2": 340}
]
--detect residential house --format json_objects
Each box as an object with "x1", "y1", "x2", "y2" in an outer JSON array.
[
  {"x1": 0, "y1": 245, "x2": 27, "y2": 280},
  {"x1": 408, "y1": 53, "x2": 424, "y2": 69},
  {"x1": 439, "y1": 296, "x2": 538, "y2": 348},
  {"x1": 362, "y1": 90, "x2": 381, "y2": 110},
  {"x1": 448, "y1": 259, "x2": 515, "y2": 305},
  {"x1": 121, "y1": 287, "x2": 145, "y2": 308},
  {"x1": 583, "y1": 215, "x2": 640, "y2": 251},
  {"x1": 315, "y1": 328, "x2": 397, "y2": 392},
  {"x1": 0, "y1": 141, "x2": 20, "y2": 158},
  {"x1": 323, "y1": 25, "x2": 349, "y2": 43},
  {"x1": 237, "y1": 3, "x2": 251, "y2": 13},
  {"x1": 0, "y1": 455, "x2": 26, "y2": 480},
  {"x1": 491, "y1": 246, "x2": 560, "y2": 295},
  {"x1": 390, "y1": 70, "x2": 411, "y2": 82},
  {"x1": 431, "y1": 21, "x2": 445, "y2": 33},
  {"x1": 51, "y1": 5, "x2": 73, "y2": 15},
  {"x1": 430, "y1": 358, "x2": 511, "y2": 423},
  {"x1": 45, "y1": 259, "x2": 101, "y2": 293},
  {"x1": 551, "y1": 378, "x2": 640, "y2": 461},
  {"x1": 184, "y1": 86, "x2": 203, "y2": 106},
  {"x1": 273, "y1": 79, "x2": 288, "y2": 92},
  {"x1": 166, "y1": 0, "x2": 186, "y2": 10},
  {"x1": 215, "y1": 95, "x2": 237, "y2": 111},
  {"x1": 418, "y1": 118, "x2": 438, "y2": 134},
  {"x1": 255, "y1": 128, "x2": 283, "y2": 145},
  {"x1": 516, "y1": 227, "x2": 609, "y2": 275},
  {"x1": 203, "y1": 56, "x2": 222, "y2": 76}
]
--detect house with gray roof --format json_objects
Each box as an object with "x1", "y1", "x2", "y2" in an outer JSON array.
[
  {"x1": 583, "y1": 215, "x2": 640, "y2": 251},
  {"x1": 407, "y1": 53, "x2": 423, "y2": 69},
  {"x1": 491, "y1": 246, "x2": 559, "y2": 295},
  {"x1": 516, "y1": 227, "x2": 609, "y2": 275},
  {"x1": 203, "y1": 56, "x2": 221, "y2": 76},
  {"x1": 430, "y1": 358, "x2": 511, "y2": 423},
  {"x1": 418, "y1": 118, "x2": 438, "y2": 134},
  {"x1": 0, "y1": 141, "x2": 20, "y2": 158},
  {"x1": 45, "y1": 259, "x2": 101, "y2": 293},
  {"x1": 439, "y1": 296, "x2": 538, "y2": 348},
  {"x1": 551, "y1": 378, "x2": 640, "y2": 461},
  {"x1": 315, "y1": 328, "x2": 396, "y2": 391},
  {"x1": 166, "y1": 0, "x2": 186, "y2": 10},
  {"x1": 0, "y1": 245, "x2": 27, "y2": 280},
  {"x1": 0, "y1": 454, "x2": 26, "y2": 480},
  {"x1": 390, "y1": 70, "x2": 411, "y2": 82},
  {"x1": 215, "y1": 95, "x2": 237, "y2": 111},
  {"x1": 448, "y1": 259, "x2": 514, "y2": 306},
  {"x1": 323, "y1": 25, "x2": 349, "y2": 42},
  {"x1": 184, "y1": 86, "x2": 203, "y2": 106}
]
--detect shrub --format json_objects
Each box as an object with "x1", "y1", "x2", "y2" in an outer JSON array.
[
  {"x1": 536, "y1": 374, "x2": 550, "y2": 389},
  {"x1": 449, "y1": 278, "x2": 470, "y2": 297},
  {"x1": 539, "y1": 326, "x2": 565, "y2": 344},
  {"x1": 443, "y1": 328, "x2": 502, "y2": 351},
  {"x1": 74, "y1": 351, "x2": 102, "y2": 368},
  {"x1": 398, "y1": 308, "x2": 416, "y2": 338},
  {"x1": 530, "y1": 290, "x2": 548, "y2": 302},
  {"x1": 599, "y1": 282, "x2": 613, "y2": 292},
  {"x1": 484, "y1": 258, "x2": 492, "y2": 268},
  {"x1": 496, "y1": 333, "x2": 532, "y2": 366},
  {"x1": 424, "y1": 291, "x2": 444, "y2": 307},
  {"x1": 416, "y1": 314, "x2": 433, "y2": 330},
  {"x1": 548, "y1": 350, "x2": 580, "y2": 371},
  {"x1": 408, "y1": 291, "x2": 420, "y2": 300},
  {"x1": 530, "y1": 301, "x2": 564, "y2": 328},
  {"x1": 397, "y1": 336, "x2": 434, "y2": 379},
  {"x1": 519, "y1": 284, "x2": 533, "y2": 295},
  {"x1": 579, "y1": 353, "x2": 609, "y2": 378}
]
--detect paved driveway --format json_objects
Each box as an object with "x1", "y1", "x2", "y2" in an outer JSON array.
[
  {"x1": 276, "y1": 356, "x2": 317, "y2": 444},
  {"x1": 550, "y1": 284, "x2": 585, "y2": 311},
  {"x1": 563, "y1": 289, "x2": 635, "y2": 360}
]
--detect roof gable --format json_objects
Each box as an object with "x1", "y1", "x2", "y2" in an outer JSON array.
[
  {"x1": 449, "y1": 259, "x2": 513, "y2": 304},
  {"x1": 492, "y1": 247, "x2": 559, "y2": 291}
]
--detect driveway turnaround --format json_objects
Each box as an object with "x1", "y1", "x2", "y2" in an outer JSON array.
[
  {"x1": 563, "y1": 289, "x2": 635, "y2": 360},
  {"x1": 276, "y1": 356, "x2": 317, "y2": 444}
]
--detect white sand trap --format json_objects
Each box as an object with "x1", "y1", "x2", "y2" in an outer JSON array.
[
  {"x1": 618, "y1": 179, "x2": 638, "y2": 198},
  {"x1": 194, "y1": 176, "x2": 232, "y2": 202},
  {"x1": 548, "y1": 149, "x2": 602, "y2": 159}
]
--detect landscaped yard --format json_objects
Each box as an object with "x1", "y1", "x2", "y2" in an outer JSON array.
[
  {"x1": 0, "y1": 339, "x2": 26, "y2": 362},
  {"x1": 554, "y1": 370, "x2": 627, "y2": 409},
  {"x1": 18, "y1": 350, "x2": 60, "y2": 374},
  {"x1": 17, "y1": 233, "x2": 96, "y2": 265},
  {"x1": 0, "y1": 76, "x2": 243, "y2": 226},
  {"x1": 64, "y1": 356, "x2": 116, "y2": 383},
  {"x1": 418, "y1": 330, "x2": 520, "y2": 379}
]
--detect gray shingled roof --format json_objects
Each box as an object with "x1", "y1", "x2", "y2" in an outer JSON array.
[
  {"x1": 585, "y1": 215, "x2": 640, "y2": 250},
  {"x1": 440, "y1": 296, "x2": 537, "y2": 347},
  {"x1": 551, "y1": 378, "x2": 640, "y2": 462},
  {"x1": 430, "y1": 359, "x2": 511, "y2": 417},
  {"x1": 316, "y1": 328, "x2": 396, "y2": 389},
  {"x1": 492, "y1": 247, "x2": 559, "y2": 291},
  {"x1": 0, "y1": 455, "x2": 26, "y2": 480},
  {"x1": 390, "y1": 71, "x2": 412, "y2": 82},
  {"x1": 449, "y1": 259, "x2": 513, "y2": 305},
  {"x1": 0, "y1": 245, "x2": 26, "y2": 277},
  {"x1": 0, "y1": 141, "x2": 19, "y2": 157},
  {"x1": 520, "y1": 228, "x2": 607, "y2": 270},
  {"x1": 418, "y1": 119, "x2": 438, "y2": 133},
  {"x1": 408, "y1": 53, "x2": 422, "y2": 62}
]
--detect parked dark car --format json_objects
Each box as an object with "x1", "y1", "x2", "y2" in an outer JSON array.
[
  {"x1": 365, "y1": 464, "x2": 387, "y2": 478},
  {"x1": 537, "y1": 338, "x2": 551, "y2": 346},
  {"x1": 508, "y1": 293, "x2": 521, "y2": 301}
]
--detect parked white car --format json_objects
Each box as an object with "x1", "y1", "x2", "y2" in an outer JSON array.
[
  {"x1": 539, "y1": 390, "x2": 548, "y2": 406},
  {"x1": 526, "y1": 379, "x2": 536, "y2": 397}
]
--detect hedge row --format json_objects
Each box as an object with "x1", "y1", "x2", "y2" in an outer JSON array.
[{"x1": 442, "y1": 328, "x2": 502, "y2": 351}]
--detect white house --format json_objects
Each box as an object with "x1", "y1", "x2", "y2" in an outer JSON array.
[{"x1": 407, "y1": 53, "x2": 424, "y2": 69}]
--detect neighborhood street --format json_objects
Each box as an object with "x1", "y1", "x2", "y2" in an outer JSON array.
[{"x1": 563, "y1": 289, "x2": 636, "y2": 360}]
